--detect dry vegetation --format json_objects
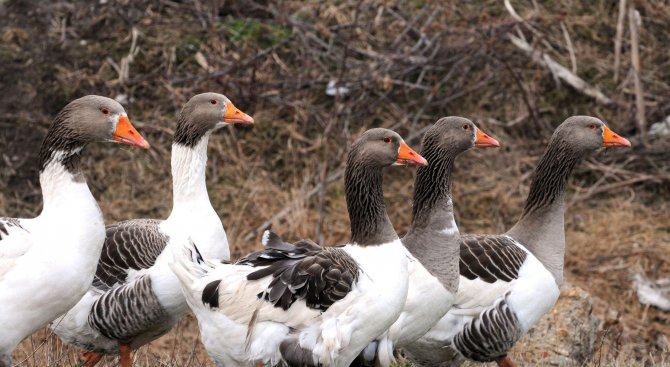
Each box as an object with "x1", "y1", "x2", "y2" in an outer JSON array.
[{"x1": 1, "y1": 0, "x2": 669, "y2": 366}]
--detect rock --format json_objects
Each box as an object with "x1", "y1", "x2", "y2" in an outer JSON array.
[
  {"x1": 634, "y1": 273, "x2": 670, "y2": 311},
  {"x1": 509, "y1": 284, "x2": 599, "y2": 366},
  {"x1": 649, "y1": 116, "x2": 670, "y2": 137}
]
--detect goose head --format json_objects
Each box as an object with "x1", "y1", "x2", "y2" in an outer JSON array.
[
  {"x1": 554, "y1": 116, "x2": 631, "y2": 153},
  {"x1": 424, "y1": 116, "x2": 499, "y2": 154},
  {"x1": 174, "y1": 92, "x2": 253, "y2": 147},
  {"x1": 54, "y1": 95, "x2": 149, "y2": 148},
  {"x1": 348, "y1": 128, "x2": 427, "y2": 168}
]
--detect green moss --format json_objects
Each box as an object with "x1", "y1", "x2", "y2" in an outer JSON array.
[{"x1": 218, "y1": 18, "x2": 291, "y2": 48}]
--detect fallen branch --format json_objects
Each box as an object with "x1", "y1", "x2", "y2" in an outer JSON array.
[{"x1": 507, "y1": 33, "x2": 615, "y2": 106}]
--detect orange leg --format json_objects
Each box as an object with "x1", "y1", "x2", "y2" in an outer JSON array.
[
  {"x1": 82, "y1": 351, "x2": 103, "y2": 367},
  {"x1": 496, "y1": 356, "x2": 518, "y2": 367},
  {"x1": 119, "y1": 344, "x2": 133, "y2": 367},
  {"x1": 255, "y1": 363, "x2": 264, "y2": 367}
]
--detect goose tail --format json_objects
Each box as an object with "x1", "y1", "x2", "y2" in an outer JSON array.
[{"x1": 169, "y1": 239, "x2": 216, "y2": 290}]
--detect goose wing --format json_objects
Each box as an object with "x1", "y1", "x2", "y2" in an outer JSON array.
[
  {"x1": 237, "y1": 230, "x2": 360, "y2": 312},
  {"x1": 453, "y1": 235, "x2": 528, "y2": 314},
  {"x1": 93, "y1": 219, "x2": 169, "y2": 290}
]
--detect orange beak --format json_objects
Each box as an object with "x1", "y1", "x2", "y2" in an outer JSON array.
[
  {"x1": 396, "y1": 140, "x2": 428, "y2": 166},
  {"x1": 474, "y1": 127, "x2": 500, "y2": 148},
  {"x1": 113, "y1": 116, "x2": 150, "y2": 149},
  {"x1": 224, "y1": 100, "x2": 254, "y2": 125},
  {"x1": 602, "y1": 126, "x2": 631, "y2": 148}
]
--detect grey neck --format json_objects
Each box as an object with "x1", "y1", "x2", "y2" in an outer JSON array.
[
  {"x1": 345, "y1": 160, "x2": 398, "y2": 246},
  {"x1": 506, "y1": 139, "x2": 582, "y2": 286},
  {"x1": 403, "y1": 147, "x2": 460, "y2": 292}
]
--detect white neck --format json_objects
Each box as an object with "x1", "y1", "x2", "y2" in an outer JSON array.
[
  {"x1": 167, "y1": 134, "x2": 229, "y2": 260},
  {"x1": 39, "y1": 151, "x2": 96, "y2": 216},
  {"x1": 170, "y1": 135, "x2": 212, "y2": 211}
]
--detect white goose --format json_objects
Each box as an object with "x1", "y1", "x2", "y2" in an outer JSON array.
[
  {"x1": 170, "y1": 128, "x2": 427, "y2": 367},
  {"x1": 404, "y1": 116, "x2": 631, "y2": 367},
  {"x1": 357, "y1": 117, "x2": 500, "y2": 366},
  {"x1": 51, "y1": 93, "x2": 253, "y2": 367},
  {"x1": 0, "y1": 95, "x2": 149, "y2": 367}
]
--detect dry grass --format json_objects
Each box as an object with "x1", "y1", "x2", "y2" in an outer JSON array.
[{"x1": 2, "y1": 0, "x2": 670, "y2": 365}]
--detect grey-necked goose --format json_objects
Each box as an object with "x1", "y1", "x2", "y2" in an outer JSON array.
[
  {"x1": 405, "y1": 116, "x2": 631, "y2": 367},
  {"x1": 170, "y1": 128, "x2": 427, "y2": 367},
  {"x1": 51, "y1": 93, "x2": 253, "y2": 367},
  {"x1": 357, "y1": 117, "x2": 500, "y2": 366},
  {"x1": 0, "y1": 96, "x2": 149, "y2": 367}
]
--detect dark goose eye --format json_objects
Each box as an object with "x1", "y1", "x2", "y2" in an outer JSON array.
[
  {"x1": 210, "y1": 100, "x2": 217, "y2": 105},
  {"x1": 589, "y1": 124, "x2": 596, "y2": 130},
  {"x1": 101, "y1": 108, "x2": 110, "y2": 116},
  {"x1": 463, "y1": 124, "x2": 469, "y2": 130},
  {"x1": 383, "y1": 137, "x2": 392, "y2": 143}
]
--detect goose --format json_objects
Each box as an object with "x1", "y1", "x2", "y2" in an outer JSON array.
[
  {"x1": 170, "y1": 128, "x2": 427, "y2": 367},
  {"x1": 404, "y1": 116, "x2": 631, "y2": 367},
  {"x1": 50, "y1": 93, "x2": 253, "y2": 367},
  {"x1": 0, "y1": 95, "x2": 149, "y2": 367},
  {"x1": 357, "y1": 117, "x2": 500, "y2": 366}
]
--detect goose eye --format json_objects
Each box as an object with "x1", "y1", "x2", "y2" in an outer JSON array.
[
  {"x1": 383, "y1": 137, "x2": 392, "y2": 143},
  {"x1": 463, "y1": 124, "x2": 469, "y2": 130},
  {"x1": 101, "y1": 108, "x2": 110, "y2": 116},
  {"x1": 589, "y1": 124, "x2": 596, "y2": 130},
  {"x1": 210, "y1": 100, "x2": 217, "y2": 105}
]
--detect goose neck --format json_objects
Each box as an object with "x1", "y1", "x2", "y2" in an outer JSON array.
[
  {"x1": 508, "y1": 138, "x2": 583, "y2": 286},
  {"x1": 345, "y1": 161, "x2": 398, "y2": 246},
  {"x1": 38, "y1": 128, "x2": 95, "y2": 213},
  {"x1": 403, "y1": 147, "x2": 460, "y2": 292},
  {"x1": 171, "y1": 135, "x2": 211, "y2": 208},
  {"x1": 408, "y1": 152, "x2": 455, "y2": 233}
]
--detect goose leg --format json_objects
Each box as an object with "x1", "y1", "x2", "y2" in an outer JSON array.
[
  {"x1": 119, "y1": 344, "x2": 132, "y2": 367},
  {"x1": 495, "y1": 356, "x2": 517, "y2": 367},
  {"x1": 82, "y1": 351, "x2": 103, "y2": 367}
]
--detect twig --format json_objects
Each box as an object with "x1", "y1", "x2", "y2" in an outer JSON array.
[
  {"x1": 243, "y1": 168, "x2": 345, "y2": 242},
  {"x1": 560, "y1": 22, "x2": 577, "y2": 74},
  {"x1": 629, "y1": 7, "x2": 647, "y2": 146},
  {"x1": 614, "y1": 0, "x2": 627, "y2": 82}
]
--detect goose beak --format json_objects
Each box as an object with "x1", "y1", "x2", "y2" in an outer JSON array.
[
  {"x1": 113, "y1": 116, "x2": 150, "y2": 149},
  {"x1": 474, "y1": 127, "x2": 500, "y2": 148},
  {"x1": 602, "y1": 126, "x2": 631, "y2": 148},
  {"x1": 395, "y1": 141, "x2": 428, "y2": 166},
  {"x1": 223, "y1": 100, "x2": 254, "y2": 125}
]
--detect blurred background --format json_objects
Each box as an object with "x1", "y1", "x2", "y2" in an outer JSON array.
[{"x1": 1, "y1": 0, "x2": 668, "y2": 366}]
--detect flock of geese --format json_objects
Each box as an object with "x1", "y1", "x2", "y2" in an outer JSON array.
[{"x1": 0, "y1": 92, "x2": 631, "y2": 367}]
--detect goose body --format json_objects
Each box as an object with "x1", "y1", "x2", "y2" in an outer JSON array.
[
  {"x1": 175, "y1": 235, "x2": 409, "y2": 367},
  {"x1": 405, "y1": 116, "x2": 631, "y2": 367},
  {"x1": 171, "y1": 129, "x2": 427, "y2": 367},
  {"x1": 52, "y1": 93, "x2": 253, "y2": 366},
  {"x1": 408, "y1": 234, "x2": 558, "y2": 366},
  {"x1": 359, "y1": 117, "x2": 500, "y2": 366},
  {"x1": 0, "y1": 96, "x2": 149, "y2": 367}
]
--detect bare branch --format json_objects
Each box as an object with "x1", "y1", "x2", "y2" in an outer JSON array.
[
  {"x1": 507, "y1": 33, "x2": 615, "y2": 106},
  {"x1": 629, "y1": 7, "x2": 647, "y2": 145},
  {"x1": 614, "y1": 0, "x2": 627, "y2": 82}
]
